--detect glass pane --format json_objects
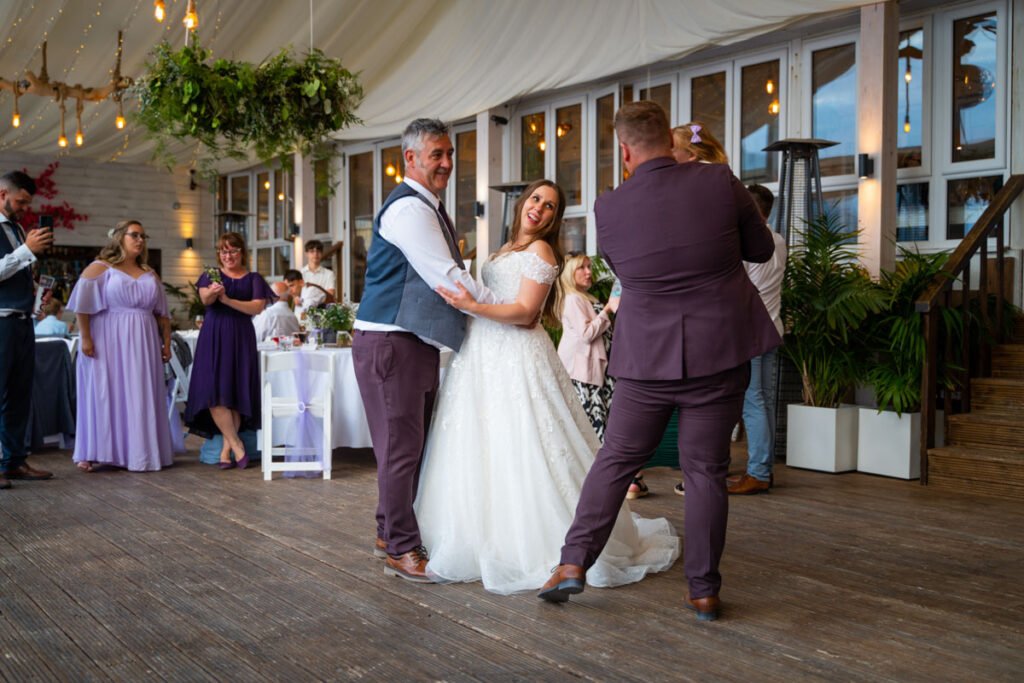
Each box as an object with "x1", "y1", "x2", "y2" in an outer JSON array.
[
  {"x1": 898, "y1": 29, "x2": 925, "y2": 168},
  {"x1": 230, "y1": 176, "x2": 249, "y2": 214},
  {"x1": 555, "y1": 104, "x2": 582, "y2": 206},
  {"x1": 349, "y1": 151, "x2": 374, "y2": 302},
  {"x1": 823, "y1": 188, "x2": 858, "y2": 232},
  {"x1": 620, "y1": 86, "x2": 633, "y2": 182},
  {"x1": 521, "y1": 113, "x2": 545, "y2": 181},
  {"x1": 740, "y1": 60, "x2": 781, "y2": 183},
  {"x1": 380, "y1": 145, "x2": 403, "y2": 200},
  {"x1": 947, "y1": 175, "x2": 1002, "y2": 240},
  {"x1": 813, "y1": 44, "x2": 857, "y2": 176},
  {"x1": 595, "y1": 93, "x2": 615, "y2": 198},
  {"x1": 256, "y1": 172, "x2": 270, "y2": 241},
  {"x1": 897, "y1": 183, "x2": 929, "y2": 241},
  {"x1": 274, "y1": 245, "x2": 292, "y2": 278},
  {"x1": 274, "y1": 170, "x2": 286, "y2": 240},
  {"x1": 256, "y1": 248, "x2": 272, "y2": 276},
  {"x1": 314, "y1": 159, "x2": 330, "y2": 234},
  {"x1": 217, "y1": 176, "x2": 227, "y2": 213},
  {"x1": 952, "y1": 12, "x2": 997, "y2": 162},
  {"x1": 639, "y1": 84, "x2": 672, "y2": 120},
  {"x1": 560, "y1": 216, "x2": 586, "y2": 255},
  {"x1": 690, "y1": 72, "x2": 727, "y2": 148},
  {"x1": 455, "y1": 130, "x2": 477, "y2": 268}
]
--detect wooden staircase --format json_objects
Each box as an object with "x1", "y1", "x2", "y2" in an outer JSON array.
[{"x1": 928, "y1": 316, "x2": 1024, "y2": 500}]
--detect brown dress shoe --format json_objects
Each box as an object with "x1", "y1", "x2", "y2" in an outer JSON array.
[
  {"x1": 538, "y1": 564, "x2": 586, "y2": 603},
  {"x1": 4, "y1": 464, "x2": 53, "y2": 480},
  {"x1": 373, "y1": 537, "x2": 387, "y2": 559},
  {"x1": 685, "y1": 594, "x2": 721, "y2": 621},
  {"x1": 728, "y1": 473, "x2": 771, "y2": 495},
  {"x1": 0, "y1": 475, "x2": 10, "y2": 489},
  {"x1": 384, "y1": 546, "x2": 433, "y2": 583}
]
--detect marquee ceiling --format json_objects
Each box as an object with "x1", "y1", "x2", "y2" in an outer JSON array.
[{"x1": 0, "y1": 0, "x2": 871, "y2": 165}]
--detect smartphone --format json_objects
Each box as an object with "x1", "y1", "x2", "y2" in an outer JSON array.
[{"x1": 38, "y1": 215, "x2": 54, "y2": 231}]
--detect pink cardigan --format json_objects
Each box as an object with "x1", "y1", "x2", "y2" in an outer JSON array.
[{"x1": 558, "y1": 293, "x2": 612, "y2": 387}]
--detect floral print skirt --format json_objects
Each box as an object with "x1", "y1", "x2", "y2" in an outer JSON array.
[{"x1": 572, "y1": 376, "x2": 616, "y2": 443}]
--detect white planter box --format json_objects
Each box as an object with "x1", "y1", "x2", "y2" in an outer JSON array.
[
  {"x1": 786, "y1": 404, "x2": 859, "y2": 473},
  {"x1": 856, "y1": 409, "x2": 945, "y2": 480}
]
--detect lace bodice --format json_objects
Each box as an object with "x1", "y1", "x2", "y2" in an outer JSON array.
[{"x1": 481, "y1": 250, "x2": 558, "y2": 303}]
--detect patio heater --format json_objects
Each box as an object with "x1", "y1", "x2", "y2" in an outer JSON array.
[{"x1": 762, "y1": 138, "x2": 837, "y2": 460}]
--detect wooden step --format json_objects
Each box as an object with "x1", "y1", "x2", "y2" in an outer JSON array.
[
  {"x1": 946, "y1": 412, "x2": 1024, "y2": 450},
  {"x1": 991, "y1": 344, "x2": 1024, "y2": 378},
  {"x1": 928, "y1": 445, "x2": 1024, "y2": 501},
  {"x1": 970, "y1": 377, "x2": 1024, "y2": 416}
]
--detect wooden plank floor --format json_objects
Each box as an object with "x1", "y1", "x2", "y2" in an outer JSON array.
[{"x1": 1, "y1": 442, "x2": 1022, "y2": 682}]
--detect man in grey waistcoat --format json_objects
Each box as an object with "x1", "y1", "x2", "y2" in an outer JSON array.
[{"x1": 352, "y1": 119, "x2": 498, "y2": 582}]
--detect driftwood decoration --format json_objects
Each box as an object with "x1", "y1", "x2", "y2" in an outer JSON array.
[{"x1": 0, "y1": 31, "x2": 133, "y2": 103}]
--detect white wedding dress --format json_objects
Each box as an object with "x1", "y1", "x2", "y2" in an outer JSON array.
[{"x1": 414, "y1": 250, "x2": 680, "y2": 595}]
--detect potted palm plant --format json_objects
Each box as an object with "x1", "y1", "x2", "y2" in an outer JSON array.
[
  {"x1": 857, "y1": 248, "x2": 960, "y2": 479},
  {"x1": 781, "y1": 212, "x2": 886, "y2": 472}
]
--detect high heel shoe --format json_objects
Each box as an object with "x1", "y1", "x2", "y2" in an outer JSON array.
[
  {"x1": 236, "y1": 453, "x2": 250, "y2": 470},
  {"x1": 218, "y1": 460, "x2": 235, "y2": 470}
]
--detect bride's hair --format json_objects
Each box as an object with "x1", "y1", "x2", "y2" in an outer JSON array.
[
  {"x1": 505, "y1": 179, "x2": 566, "y2": 328},
  {"x1": 553, "y1": 252, "x2": 596, "y2": 322}
]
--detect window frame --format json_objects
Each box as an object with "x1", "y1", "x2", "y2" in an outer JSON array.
[
  {"x1": 679, "y1": 60, "x2": 733, "y2": 161},
  {"x1": 800, "y1": 31, "x2": 861, "y2": 188},
  {"x1": 731, "y1": 48, "x2": 789, "y2": 187}
]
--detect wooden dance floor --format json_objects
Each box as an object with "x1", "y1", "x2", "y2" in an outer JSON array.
[{"x1": 1, "y1": 443, "x2": 1021, "y2": 682}]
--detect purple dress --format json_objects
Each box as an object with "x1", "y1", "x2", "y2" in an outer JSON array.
[
  {"x1": 67, "y1": 264, "x2": 174, "y2": 471},
  {"x1": 184, "y1": 270, "x2": 275, "y2": 438}
]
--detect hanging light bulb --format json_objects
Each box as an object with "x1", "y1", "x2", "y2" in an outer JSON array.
[
  {"x1": 263, "y1": 179, "x2": 271, "y2": 190},
  {"x1": 904, "y1": 68, "x2": 912, "y2": 83},
  {"x1": 115, "y1": 97, "x2": 126, "y2": 129},
  {"x1": 277, "y1": 192, "x2": 285, "y2": 201},
  {"x1": 904, "y1": 113, "x2": 911, "y2": 134},
  {"x1": 183, "y1": 0, "x2": 198, "y2": 30},
  {"x1": 538, "y1": 140, "x2": 546, "y2": 151},
  {"x1": 385, "y1": 163, "x2": 396, "y2": 177},
  {"x1": 154, "y1": 0, "x2": 165, "y2": 22},
  {"x1": 528, "y1": 121, "x2": 537, "y2": 134},
  {"x1": 768, "y1": 99, "x2": 780, "y2": 115},
  {"x1": 11, "y1": 82, "x2": 20, "y2": 128},
  {"x1": 57, "y1": 95, "x2": 68, "y2": 147},
  {"x1": 766, "y1": 79, "x2": 774, "y2": 95},
  {"x1": 75, "y1": 99, "x2": 84, "y2": 146},
  {"x1": 395, "y1": 173, "x2": 403, "y2": 183}
]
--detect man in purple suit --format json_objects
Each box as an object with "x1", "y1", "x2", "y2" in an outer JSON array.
[{"x1": 539, "y1": 101, "x2": 781, "y2": 620}]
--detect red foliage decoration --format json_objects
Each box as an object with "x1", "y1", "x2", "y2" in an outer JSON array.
[{"x1": 18, "y1": 162, "x2": 88, "y2": 230}]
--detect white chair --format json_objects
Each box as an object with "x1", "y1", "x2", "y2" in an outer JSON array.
[{"x1": 261, "y1": 351, "x2": 334, "y2": 481}]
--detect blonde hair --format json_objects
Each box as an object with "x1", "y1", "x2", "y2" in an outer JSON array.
[
  {"x1": 98, "y1": 220, "x2": 151, "y2": 270},
  {"x1": 673, "y1": 122, "x2": 729, "y2": 165},
  {"x1": 554, "y1": 252, "x2": 596, "y2": 321}
]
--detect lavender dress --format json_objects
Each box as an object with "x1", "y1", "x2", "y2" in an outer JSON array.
[
  {"x1": 184, "y1": 270, "x2": 275, "y2": 438},
  {"x1": 67, "y1": 264, "x2": 175, "y2": 471}
]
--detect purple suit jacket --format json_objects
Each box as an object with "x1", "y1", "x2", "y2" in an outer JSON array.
[{"x1": 596, "y1": 157, "x2": 782, "y2": 381}]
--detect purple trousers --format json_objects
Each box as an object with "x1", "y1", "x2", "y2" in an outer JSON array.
[
  {"x1": 561, "y1": 363, "x2": 749, "y2": 599},
  {"x1": 352, "y1": 330, "x2": 440, "y2": 556}
]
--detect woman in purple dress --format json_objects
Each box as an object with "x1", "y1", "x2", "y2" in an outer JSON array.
[
  {"x1": 68, "y1": 220, "x2": 175, "y2": 472},
  {"x1": 185, "y1": 232, "x2": 274, "y2": 470}
]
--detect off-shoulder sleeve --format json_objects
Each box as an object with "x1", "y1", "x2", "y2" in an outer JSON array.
[
  {"x1": 67, "y1": 266, "x2": 107, "y2": 315},
  {"x1": 251, "y1": 273, "x2": 277, "y2": 302},
  {"x1": 521, "y1": 252, "x2": 558, "y2": 285}
]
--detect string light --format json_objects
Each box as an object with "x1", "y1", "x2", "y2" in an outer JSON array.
[
  {"x1": 183, "y1": 0, "x2": 198, "y2": 31},
  {"x1": 75, "y1": 97, "x2": 84, "y2": 146},
  {"x1": 768, "y1": 99, "x2": 780, "y2": 115},
  {"x1": 57, "y1": 94, "x2": 67, "y2": 147},
  {"x1": 538, "y1": 140, "x2": 546, "y2": 151},
  {"x1": 11, "y1": 81, "x2": 20, "y2": 127},
  {"x1": 903, "y1": 116, "x2": 911, "y2": 134},
  {"x1": 154, "y1": 0, "x2": 165, "y2": 22},
  {"x1": 115, "y1": 96, "x2": 125, "y2": 129},
  {"x1": 904, "y1": 67, "x2": 912, "y2": 83},
  {"x1": 384, "y1": 163, "x2": 396, "y2": 177},
  {"x1": 766, "y1": 79, "x2": 774, "y2": 95},
  {"x1": 263, "y1": 179, "x2": 270, "y2": 190},
  {"x1": 528, "y1": 121, "x2": 538, "y2": 134},
  {"x1": 277, "y1": 192, "x2": 285, "y2": 201},
  {"x1": 395, "y1": 173, "x2": 403, "y2": 183}
]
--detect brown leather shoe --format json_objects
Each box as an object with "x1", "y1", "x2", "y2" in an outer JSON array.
[
  {"x1": 728, "y1": 474, "x2": 771, "y2": 495},
  {"x1": 0, "y1": 475, "x2": 10, "y2": 490},
  {"x1": 685, "y1": 594, "x2": 721, "y2": 621},
  {"x1": 538, "y1": 564, "x2": 586, "y2": 603},
  {"x1": 727, "y1": 472, "x2": 774, "y2": 487},
  {"x1": 4, "y1": 464, "x2": 53, "y2": 480},
  {"x1": 373, "y1": 537, "x2": 387, "y2": 559},
  {"x1": 384, "y1": 546, "x2": 433, "y2": 583}
]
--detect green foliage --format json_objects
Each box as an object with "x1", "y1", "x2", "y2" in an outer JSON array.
[
  {"x1": 306, "y1": 302, "x2": 355, "y2": 332},
  {"x1": 781, "y1": 212, "x2": 887, "y2": 408},
  {"x1": 163, "y1": 281, "x2": 205, "y2": 319},
  {"x1": 135, "y1": 41, "x2": 363, "y2": 189},
  {"x1": 865, "y1": 247, "x2": 963, "y2": 415}
]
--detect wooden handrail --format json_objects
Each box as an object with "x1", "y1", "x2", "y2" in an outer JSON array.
[{"x1": 916, "y1": 175, "x2": 1024, "y2": 313}]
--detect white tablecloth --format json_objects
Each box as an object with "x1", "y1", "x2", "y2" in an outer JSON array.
[{"x1": 261, "y1": 346, "x2": 451, "y2": 450}]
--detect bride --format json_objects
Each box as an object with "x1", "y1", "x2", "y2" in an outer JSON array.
[{"x1": 414, "y1": 179, "x2": 679, "y2": 595}]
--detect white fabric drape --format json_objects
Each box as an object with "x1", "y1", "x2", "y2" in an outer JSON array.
[{"x1": 0, "y1": 0, "x2": 872, "y2": 162}]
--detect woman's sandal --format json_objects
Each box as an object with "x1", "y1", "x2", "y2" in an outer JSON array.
[
  {"x1": 76, "y1": 461, "x2": 95, "y2": 473},
  {"x1": 626, "y1": 476, "x2": 649, "y2": 500}
]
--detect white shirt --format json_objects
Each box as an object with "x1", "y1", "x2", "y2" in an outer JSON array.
[
  {"x1": 301, "y1": 264, "x2": 335, "y2": 293},
  {"x1": 0, "y1": 217, "x2": 37, "y2": 317},
  {"x1": 744, "y1": 231, "x2": 787, "y2": 336},
  {"x1": 253, "y1": 301, "x2": 301, "y2": 341},
  {"x1": 354, "y1": 177, "x2": 498, "y2": 344},
  {"x1": 294, "y1": 284, "x2": 327, "y2": 320}
]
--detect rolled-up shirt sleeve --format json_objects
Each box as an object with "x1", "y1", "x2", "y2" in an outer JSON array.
[{"x1": 380, "y1": 198, "x2": 500, "y2": 308}]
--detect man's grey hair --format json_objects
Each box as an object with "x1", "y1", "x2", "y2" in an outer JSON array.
[{"x1": 401, "y1": 118, "x2": 450, "y2": 155}]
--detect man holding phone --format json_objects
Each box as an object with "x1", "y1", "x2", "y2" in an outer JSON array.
[{"x1": 0, "y1": 170, "x2": 54, "y2": 489}]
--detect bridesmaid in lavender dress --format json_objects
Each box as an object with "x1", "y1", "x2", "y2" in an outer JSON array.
[
  {"x1": 184, "y1": 231, "x2": 275, "y2": 469},
  {"x1": 68, "y1": 220, "x2": 175, "y2": 472}
]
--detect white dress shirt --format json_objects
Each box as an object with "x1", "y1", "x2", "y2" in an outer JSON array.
[
  {"x1": 0, "y1": 217, "x2": 37, "y2": 317},
  {"x1": 354, "y1": 177, "x2": 498, "y2": 343},
  {"x1": 253, "y1": 301, "x2": 302, "y2": 341},
  {"x1": 294, "y1": 284, "x2": 327, "y2": 320},
  {"x1": 744, "y1": 231, "x2": 787, "y2": 336},
  {"x1": 300, "y1": 264, "x2": 335, "y2": 293}
]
